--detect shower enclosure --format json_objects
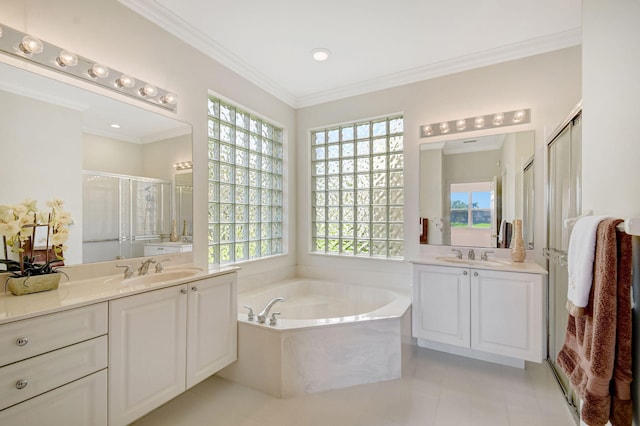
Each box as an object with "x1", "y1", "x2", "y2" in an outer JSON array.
[
  {"x1": 82, "y1": 171, "x2": 172, "y2": 263},
  {"x1": 545, "y1": 105, "x2": 582, "y2": 419}
]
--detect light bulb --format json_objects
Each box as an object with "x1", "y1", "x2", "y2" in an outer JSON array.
[
  {"x1": 18, "y1": 35, "x2": 44, "y2": 54},
  {"x1": 115, "y1": 75, "x2": 136, "y2": 88},
  {"x1": 512, "y1": 110, "x2": 526, "y2": 123},
  {"x1": 439, "y1": 122, "x2": 450, "y2": 133},
  {"x1": 88, "y1": 63, "x2": 109, "y2": 79},
  {"x1": 139, "y1": 84, "x2": 158, "y2": 97},
  {"x1": 423, "y1": 125, "x2": 433, "y2": 136},
  {"x1": 56, "y1": 50, "x2": 78, "y2": 67},
  {"x1": 311, "y1": 48, "x2": 330, "y2": 62},
  {"x1": 160, "y1": 93, "x2": 178, "y2": 105},
  {"x1": 455, "y1": 119, "x2": 466, "y2": 131},
  {"x1": 0, "y1": 26, "x2": 3, "y2": 38},
  {"x1": 474, "y1": 116, "x2": 485, "y2": 128},
  {"x1": 492, "y1": 113, "x2": 504, "y2": 125}
]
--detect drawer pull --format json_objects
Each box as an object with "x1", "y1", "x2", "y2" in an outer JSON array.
[
  {"x1": 474, "y1": 272, "x2": 479, "y2": 277},
  {"x1": 191, "y1": 286, "x2": 198, "y2": 292},
  {"x1": 15, "y1": 379, "x2": 28, "y2": 390},
  {"x1": 16, "y1": 337, "x2": 29, "y2": 346},
  {"x1": 463, "y1": 271, "x2": 468, "y2": 276},
  {"x1": 180, "y1": 289, "x2": 187, "y2": 295}
]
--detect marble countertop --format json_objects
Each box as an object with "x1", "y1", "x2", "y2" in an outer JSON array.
[
  {"x1": 0, "y1": 265, "x2": 238, "y2": 325},
  {"x1": 411, "y1": 257, "x2": 548, "y2": 274}
]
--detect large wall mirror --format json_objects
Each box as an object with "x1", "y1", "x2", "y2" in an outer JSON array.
[
  {"x1": 0, "y1": 60, "x2": 192, "y2": 266},
  {"x1": 419, "y1": 131, "x2": 534, "y2": 249}
]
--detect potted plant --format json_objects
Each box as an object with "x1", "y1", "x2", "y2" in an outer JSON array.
[{"x1": 0, "y1": 198, "x2": 72, "y2": 295}]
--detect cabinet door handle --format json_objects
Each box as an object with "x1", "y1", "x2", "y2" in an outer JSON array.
[
  {"x1": 180, "y1": 289, "x2": 187, "y2": 295},
  {"x1": 463, "y1": 271, "x2": 468, "y2": 275},
  {"x1": 191, "y1": 286, "x2": 198, "y2": 292},
  {"x1": 474, "y1": 272, "x2": 479, "y2": 277},
  {"x1": 16, "y1": 337, "x2": 29, "y2": 346},
  {"x1": 15, "y1": 379, "x2": 28, "y2": 390}
]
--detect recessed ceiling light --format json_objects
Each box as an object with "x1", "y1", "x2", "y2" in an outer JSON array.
[
  {"x1": 109, "y1": 123, "x2": 121, "y2": 129},
  {"x1": 311, "y1": 48, "x2": 330, "y2": 62}
]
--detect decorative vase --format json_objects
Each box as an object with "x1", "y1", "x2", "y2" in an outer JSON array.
[
  {"x1": 510, "y1": 219, "x2": 526, "y2": 262},
  {"x1": 170, "y1": 219, "x2": 179, "y2": 242},
  {"x1": 6, "y1": 273, "x2": 61, "y2": 296}
]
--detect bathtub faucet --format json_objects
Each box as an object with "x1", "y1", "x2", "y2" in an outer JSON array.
[{"x1": 257, "y1": 297, "x2": 285, "y2": 324}]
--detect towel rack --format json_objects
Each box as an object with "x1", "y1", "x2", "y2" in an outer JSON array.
[
  {"x1": 564, "y1": 213, "x2": 640, "y2": 236},
  {"x1": 543, "y1": 248, "x2": 568, "y2": 266}
]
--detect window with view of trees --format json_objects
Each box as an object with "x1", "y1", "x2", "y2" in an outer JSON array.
[{"x1": 310, "y1": 116, "x2": 404, "y2": 258}]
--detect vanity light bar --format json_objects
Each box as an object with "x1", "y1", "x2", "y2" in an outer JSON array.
[
  {"x1": 420, "y1": 108, "x2": 531, "y2": 138},
  {"x1": 0, "y1": 23, "x2": 178, "y2": 112},
  {"x1": 173, "y1": 161, "x2": 193, "y2": 170}
]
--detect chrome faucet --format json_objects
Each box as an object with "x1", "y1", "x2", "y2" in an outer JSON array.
[
  {"x1": 138, "y1": 258, "x2": 156, "y2": 275},
  {"x1": 451, "y1": 249, "x2": 463, "y2": 259},
  {"x1": 257, "y1": 297, "x2": 285, "y2": 324},
  {"x1": 116, "y1": 264, "x2": 134, "y2": 278},
  {"x1": 481, "y1": 250, "x2": 494, "y2": 261},
  {"x1": 468, "y1": 249, "x2": 475, "y2": 260}
]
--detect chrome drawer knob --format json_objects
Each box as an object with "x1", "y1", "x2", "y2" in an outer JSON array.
[
  {"x1": 16, "y1": 379, "x2": 28, "y2": 390},
  {"x1": 474, "y1": 272, "x2": 479, "y2": 277},
  {"x1": 16, "y1": 337, "x2": 29, "y2": 346},
  {"x1": 191, "y1": 286, "x2": 198, "y2": 291},
  {"x1": 463, "y1": 271, "x2": 468, "y2": 275},
  {"x1": 180, "y1": 289, "x2": 187, "y2": 295}
]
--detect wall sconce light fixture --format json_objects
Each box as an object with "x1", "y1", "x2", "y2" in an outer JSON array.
[
  {"x1": 420, "y1": 108, "x2": 531, "y2": 138},
  {"x1": 0, "y1": 23, "x2": 178, "y2": 112},
  {"x1": 173, "y1": 161, "x2": 193, "y2": 171}
]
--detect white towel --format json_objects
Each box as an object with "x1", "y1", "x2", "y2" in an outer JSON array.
[
  {"x1": 566, "y1": 215, "x2": 610, "y2": 315},
  {"x1": 498, "y1": 219, "x2": 506, "y2": 243}
]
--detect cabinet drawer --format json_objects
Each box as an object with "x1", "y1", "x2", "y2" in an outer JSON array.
[
  {"x1": 0, "y1": 369, "x2": 107, "y2": 426},
  {"x1": 0, "y1": 303, "x2": 107, "y2": 367},
  {"x1": 0, "y1": 335, "x2": 107, "y2": 410}
]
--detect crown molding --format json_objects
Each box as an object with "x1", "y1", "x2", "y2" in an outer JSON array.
[
  {"x1": 296, "y1": 28, "x2": 582, "y2": 108},
  {"x1": 118, "y1": 0, "x2": 297, "y2": 107},
  {"x1": 120, "y1": 0, "x2": 581, "y2": 109}
]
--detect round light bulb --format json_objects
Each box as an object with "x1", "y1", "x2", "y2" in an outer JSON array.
[
  {"x1": 474, "y1": 116, "x2": 485, "y2": 128},
  {"x1": 160, "y1": 93, "x2": 178, "y2": 105},
  {"x1": 512, "y1": 110, "x2": 526, "y2": 123},
  {"x1": 492, "y1": 113, "x2": 504, "y2": 125},
  {"x1": 0, "y1": 26, "x2": 4, "y2": 38},
  {"x1": 139, "y1": 84, "x2": 158, "y2": 97},
  {"x1": 115, "y1": 75, "x2": 136, "y2": 88},
  {"x1": 423, "y1": 125, "x2": 433, "y2": 136},
  {"x1": 19, "y1": 35, "x2": 44, "y2": 54},
  {"x1": 56, "y1": 50, "x2": 78, "y2": 67},
  {"x1": 455, "y1": 119, "x2": 466, "y2": 131},
  {"x1": 88, "y1": 63, "x2": 109, "y2": 79},
  {"x1": 439, "y1": 122, "x2": 450, "y2": 133}
]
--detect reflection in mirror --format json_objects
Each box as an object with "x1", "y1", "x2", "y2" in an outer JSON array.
[
  {"x1": 419, "y1": 131, "x2": 534, "y2": 249},
  {"x1": 0, "y1": 60, "x2": 192, "y2": 265}
]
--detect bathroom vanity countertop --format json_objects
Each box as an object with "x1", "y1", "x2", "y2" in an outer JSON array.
[
  {"x1": 411, "y1": 257, "x2": 548, "y2": 274},
  {"x1": 0, "y1": 265, "x2": 239, "y2": 325}
]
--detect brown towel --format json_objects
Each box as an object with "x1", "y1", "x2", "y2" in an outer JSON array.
[{"x1": 556, "y1": 218, "x2": 633, "y2": 426}]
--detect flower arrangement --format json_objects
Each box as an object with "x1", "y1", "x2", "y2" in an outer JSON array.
[{"x1": 0, "y1": 198, "x2": 72, "y2": 277}]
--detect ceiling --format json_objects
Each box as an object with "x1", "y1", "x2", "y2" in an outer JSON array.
[{"x1": 120, "y1": 0, "x2": 582, "y2": 108}]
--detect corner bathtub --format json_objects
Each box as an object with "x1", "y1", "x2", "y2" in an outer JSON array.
[{"x1": 217, "y1": 279, "x2": 411, "y2": 397}]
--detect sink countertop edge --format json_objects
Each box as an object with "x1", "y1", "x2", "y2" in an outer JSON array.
[
  {"x1": 0, "y1": 265, "x2": 240, "y2": 325},
  {"x1": 410, "y1": 258, "x2": 548, "y2": 275}
]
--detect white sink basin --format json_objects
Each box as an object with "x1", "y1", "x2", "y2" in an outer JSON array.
[
  {"x1": 435, "y1": 257, "x2": 510, "y2": 267},
  {"x1": 106, "y1": 268, "x2": 204, "y2": 286}
]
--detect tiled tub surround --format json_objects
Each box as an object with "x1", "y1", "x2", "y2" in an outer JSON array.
[{"x1": 218, "y1": 279, "x2": 411, "y2": 397}]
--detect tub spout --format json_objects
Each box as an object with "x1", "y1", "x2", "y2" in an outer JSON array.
[{"x1": 257, "y1": 297, "x2": 285, "y2": 323}]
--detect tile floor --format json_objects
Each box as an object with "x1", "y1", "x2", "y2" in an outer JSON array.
[{"x1": 134, "y1": 347, "x2": 577, "y2": 426}]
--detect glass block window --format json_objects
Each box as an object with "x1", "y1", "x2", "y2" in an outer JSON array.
[
  {"x1": 207, "y1": 95, "x2": 284, "y2": 264},
  {"x1": 311, "y1": 116, "x2": 404, "y2": 258}
]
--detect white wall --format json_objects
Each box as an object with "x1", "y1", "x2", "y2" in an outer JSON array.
[
  {"x1": 1, "y1": 0, "x2": 297, "y2": 280},
  {"x1": 582, "y1": 1, "x2": 640, "y2": 423},
  {"x1": 83, "y1": 133, "x2": 144, "y2": 176},
  {"x1": 296, "y1": 47, "x2": 581, "y2": 288}
]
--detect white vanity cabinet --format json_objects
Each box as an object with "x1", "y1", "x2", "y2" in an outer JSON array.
[
  {"x1": 108, "y1": 272, "x2": 237, "y2": 426},
  {"x1": 413, "y1": 263, "x2": 544, "y2": 366},
  {"x1": 0, "y1": 303, "x2": 108, "y2": 425}
]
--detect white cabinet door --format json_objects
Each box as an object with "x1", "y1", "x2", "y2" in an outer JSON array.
[
  {"x1": 109, "y1": 285, "x2": 188, "y2": 426},
  {"x1": 470, "y1": 269, "x2": 544, "y2": 362},
  {"x1": 186, "y1": 273, "x2": 238, "y2": 389},
  {"x1": 413, "y1": 264, "x2": 470, "y2": 348},
  {"x1": 0, "y1": 370, "x2": 107, "y2": 426}
]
